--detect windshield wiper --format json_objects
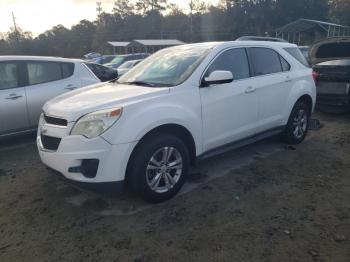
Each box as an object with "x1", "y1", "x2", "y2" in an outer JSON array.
[{"x1": 123, "y1": 81, "x2": 156, "y2": 87}]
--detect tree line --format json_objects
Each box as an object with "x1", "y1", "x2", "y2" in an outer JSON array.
[{"x1": 0, "y1": 0, "x2": 349, "y2": 58}]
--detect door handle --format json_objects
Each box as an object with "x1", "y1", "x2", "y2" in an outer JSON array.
[
  {"x1": 245, "y1": 86, "x2": 256, "y2": 94},
  {"x1": 64, "y1": 85, "x2": 78, "y2": 91},
  {"x1": 285, "y1": 76, "x2": 292, "y2": 83},
  {"x1": 5, "y1": 94, "x2": 22, "y2": 100}
]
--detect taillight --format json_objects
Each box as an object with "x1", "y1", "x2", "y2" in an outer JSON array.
[{"x1": 312, "y1": 71, "x2": 318, "y2": 84}]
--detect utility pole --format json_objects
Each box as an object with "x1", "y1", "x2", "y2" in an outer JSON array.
[
  {"x1": 189, "y1": 0, "x2": 194, "y2": 43},
  {"x1": 12, "y1": 12, "x2": 18, "y2": 34},
  {"x1": 96, "y1": 1, "x2": 102, "y2": 17},
  {"x1": 12, "y1": 12, "x2": 20, "y2": 51}
]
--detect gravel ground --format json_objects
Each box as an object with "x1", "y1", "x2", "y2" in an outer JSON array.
[{"x1": 0, "y1": 112, "x2": 349, "y2": 262}]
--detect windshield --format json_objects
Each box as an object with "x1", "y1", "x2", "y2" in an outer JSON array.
[
  {"x1": 119, "y1": 61, "x2": 134, "y2": 69},
  {"x1": 118, "y1": 46, "x2": 210, "y2": 87},
  {"x1": 109, "y1": 56, "x2": 126, "y2": 66}
]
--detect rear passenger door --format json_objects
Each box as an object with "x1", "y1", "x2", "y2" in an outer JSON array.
[
  {"x1": 25, "y1": 61, "x2": 81, "y2": 127},
  {"x1": 248, "y1": 47, "x2": 292, "y2": 131},
  {"x1": 0, "y1": 61, "x2": 29, "y2": 135}
]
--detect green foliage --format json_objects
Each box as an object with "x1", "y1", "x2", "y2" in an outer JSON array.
[{"x1": 0, "y1": 0, "x2": 348, "y2": 57}]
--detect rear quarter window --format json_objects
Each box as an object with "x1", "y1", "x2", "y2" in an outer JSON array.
[
  {"x1": 61, "y1": 63, "x2": 75, "y2": 78},
  {"x1": 284, "y1": 47, "x2": 310, "y2": 67}
]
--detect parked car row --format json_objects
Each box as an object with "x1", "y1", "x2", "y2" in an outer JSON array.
[
  {"x1": 84, "y1": 53, "x2": 149, "y2": 76},
  {"x1": 37, "y1": 41, "x2": 316, "y2": 202},
  {"x1": 0, "y1": 56, "x2": 118, "y2": 137},
  {"x1": 104, "y1": 53, "x2": 149, "y2": 69}
]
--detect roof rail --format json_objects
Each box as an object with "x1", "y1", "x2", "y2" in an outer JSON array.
[{"x1": 236, "y1": 36, "x2": 288, "y2": 43}]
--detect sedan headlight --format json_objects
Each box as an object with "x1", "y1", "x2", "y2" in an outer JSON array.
[{"x1": 71, "y1": 107, "x2": 123, "y2": 139}]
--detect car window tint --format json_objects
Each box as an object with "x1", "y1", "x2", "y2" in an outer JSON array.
[
  {"x1": 0, "y1": 62, "x2": 19, "y2": 90},
  {"x1": 250, "y1": 48, "x2": 283, "y2": 76},
  {"x1": 85, "y1": 63, "x2": 117, "y2": 82},
  {"x1": 280, "y1": 55, "x2": 291, "y2": 71},
  {"x1": 61, "y1": 63, "x2": 75, "y2": 78},
  {"x1": 206, "y1": 48, "x2": 250, "y2": 80},
  {"x1": 284, "y1": 47, "x2": 310, "y2": 67},
  {"x1": 27, "y1": 62, "x2": 62, "y2": 85}
]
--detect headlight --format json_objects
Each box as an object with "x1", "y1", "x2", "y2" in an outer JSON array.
[{"x1": 71, "y1": 107, "x2": 123, "y2": 139}]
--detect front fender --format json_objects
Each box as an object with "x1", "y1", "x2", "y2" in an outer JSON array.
[{"x1": 102, "y1": 97, "x2": 203, "y2": 155}]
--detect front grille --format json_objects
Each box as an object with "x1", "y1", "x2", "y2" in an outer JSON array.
[
  {"x1": 41, "y1": 135, "x2": 61, "y2": 151},
  {"x1": 44, "y1": 115, "x2": 68, "y2": 127}
]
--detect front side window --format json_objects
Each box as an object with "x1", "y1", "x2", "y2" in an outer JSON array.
[
  {"x1": 250, "y1": 48, "x2": 283, "y2": 76},
  {"x1": 0, "y1": 62, "x2": 19, "y2": 90},
  {"x1": 118, "y1": 45, "x2": 211, "y2": 87},
  {"x1": 205, "y1": 48, "x2": 250, "y2": 80},
  {"x1": 27, "y1": 62, "x2": 62, "y2": 85}
]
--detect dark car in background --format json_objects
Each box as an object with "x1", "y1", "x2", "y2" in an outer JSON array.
[
  {"x1": 311, "y1": 37, "x2": 350, "y2": 113},
  {"x1": 93, "y1": 55, "x2": 117, "y2": 65},
  {"x1": 105, "y1": 53, "x2": 149, "y2": 69},
  {"x1": 84, "y1": 62, "x2": 119, "y2": 82},
  {"x1": 83, "y1": 52, "x2": 101, "y2": 60}
]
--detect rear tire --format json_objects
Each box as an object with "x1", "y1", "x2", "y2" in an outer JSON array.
[
  {"x1": 283, "y1": 101, "x2": 311, "y2": 145},
  {"x1": 127, "y1": 134, "x2": 190, "y2": 203}
]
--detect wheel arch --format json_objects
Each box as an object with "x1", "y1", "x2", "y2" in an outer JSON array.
[
  {"x1": 125, "y1": 123, "x2": 197, "y2": 183},
  {"x1": 297, "y1": 94, "x2": 313, "y2": 112}
]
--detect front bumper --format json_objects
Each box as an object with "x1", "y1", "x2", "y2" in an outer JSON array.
[{"x1": 37, "y1": 118, "x2": 137, "y2": 184}]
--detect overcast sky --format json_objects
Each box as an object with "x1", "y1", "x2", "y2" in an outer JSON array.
[{"x1": 0, "y1": 0, "x2": 219, "y2": 36}]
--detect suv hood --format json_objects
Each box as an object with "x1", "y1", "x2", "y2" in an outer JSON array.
[
  {"x1": 43, "y1": 82, "x2": 169, "y2": 122},
  {"x1": 310, "y1": 37, "x2": 350, "y2": 65}
]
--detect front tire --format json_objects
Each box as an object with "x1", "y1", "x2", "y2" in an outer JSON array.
[
  {"x1": 283, "y1": 101, "x2": 311, "y2": 145},
  {"x1": 128, "y1": 134, "x2": 190, "y2": 203}
]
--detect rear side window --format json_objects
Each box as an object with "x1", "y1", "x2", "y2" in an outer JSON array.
[
  {"x1": 206, "y1": 48, "x2": 250, "y2": 80},
  {"x1": 284, "y1": 47, "x2": 310, "y2": 67},
  {"x1": 26, "y1": 62, "x2": 74, "y2": 86},
  {"x1": 27, "y1": 62, "x2": 62, "y2": 85},
  {"x1": 249, "y1": 48, "x2": 283, "y2": 76},
  {"x1": 0, "y1": 62, "x2": 19, "y2": 90}
]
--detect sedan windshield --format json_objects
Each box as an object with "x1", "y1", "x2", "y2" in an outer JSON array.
[
  {"x1": 118, "y1": 46, "x2": 211, "y2": 87},
  {"x1": 109, "y1": 56, "x2": 125, "y2": 66},
  {"x1": 119, "y1": 61, "x2": 135, "y2": 69}
]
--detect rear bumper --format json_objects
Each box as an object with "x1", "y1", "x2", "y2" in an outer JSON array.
[{"x1": 317, "y1": 94, "x2": 350, "y2": 107}]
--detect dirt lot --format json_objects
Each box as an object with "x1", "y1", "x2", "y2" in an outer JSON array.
[{"x1": 0, "y1": 112, "x2": 349, "y2": 262}]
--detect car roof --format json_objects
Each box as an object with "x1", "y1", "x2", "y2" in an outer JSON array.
[
  {"x1": 167, "y1": 41, "x2": 296, "y2": 52},
  {"x1": 0, "y1": 56, "x2": 83, "y2": 63}
]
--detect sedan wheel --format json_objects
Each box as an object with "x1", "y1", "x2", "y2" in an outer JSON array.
[
  {"x1": 128, "y1": 134, "x2": 189, "y2": 203},
  {"x1": 283, "y1": 101, "x2": 311, "y2": 145},
  {"x1": 146, "y1": 147, "x2": 183, "y2": 194},
  {"x1": 292, "y1": 109, "x2": 308, "y2": 139}
]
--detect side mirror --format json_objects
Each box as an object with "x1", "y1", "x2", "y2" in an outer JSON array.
[{"x1": 202, "y1": 70, "x2": 234, "y2": 87}]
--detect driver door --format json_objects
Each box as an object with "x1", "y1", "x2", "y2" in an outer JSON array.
[{"x1": 199, "y1": 48, "x2": 259, "y2": 152}]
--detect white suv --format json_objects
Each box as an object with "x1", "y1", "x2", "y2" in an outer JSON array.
[{"x1": 37, "y1": 41, "x2": 316, "y2": 202}]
